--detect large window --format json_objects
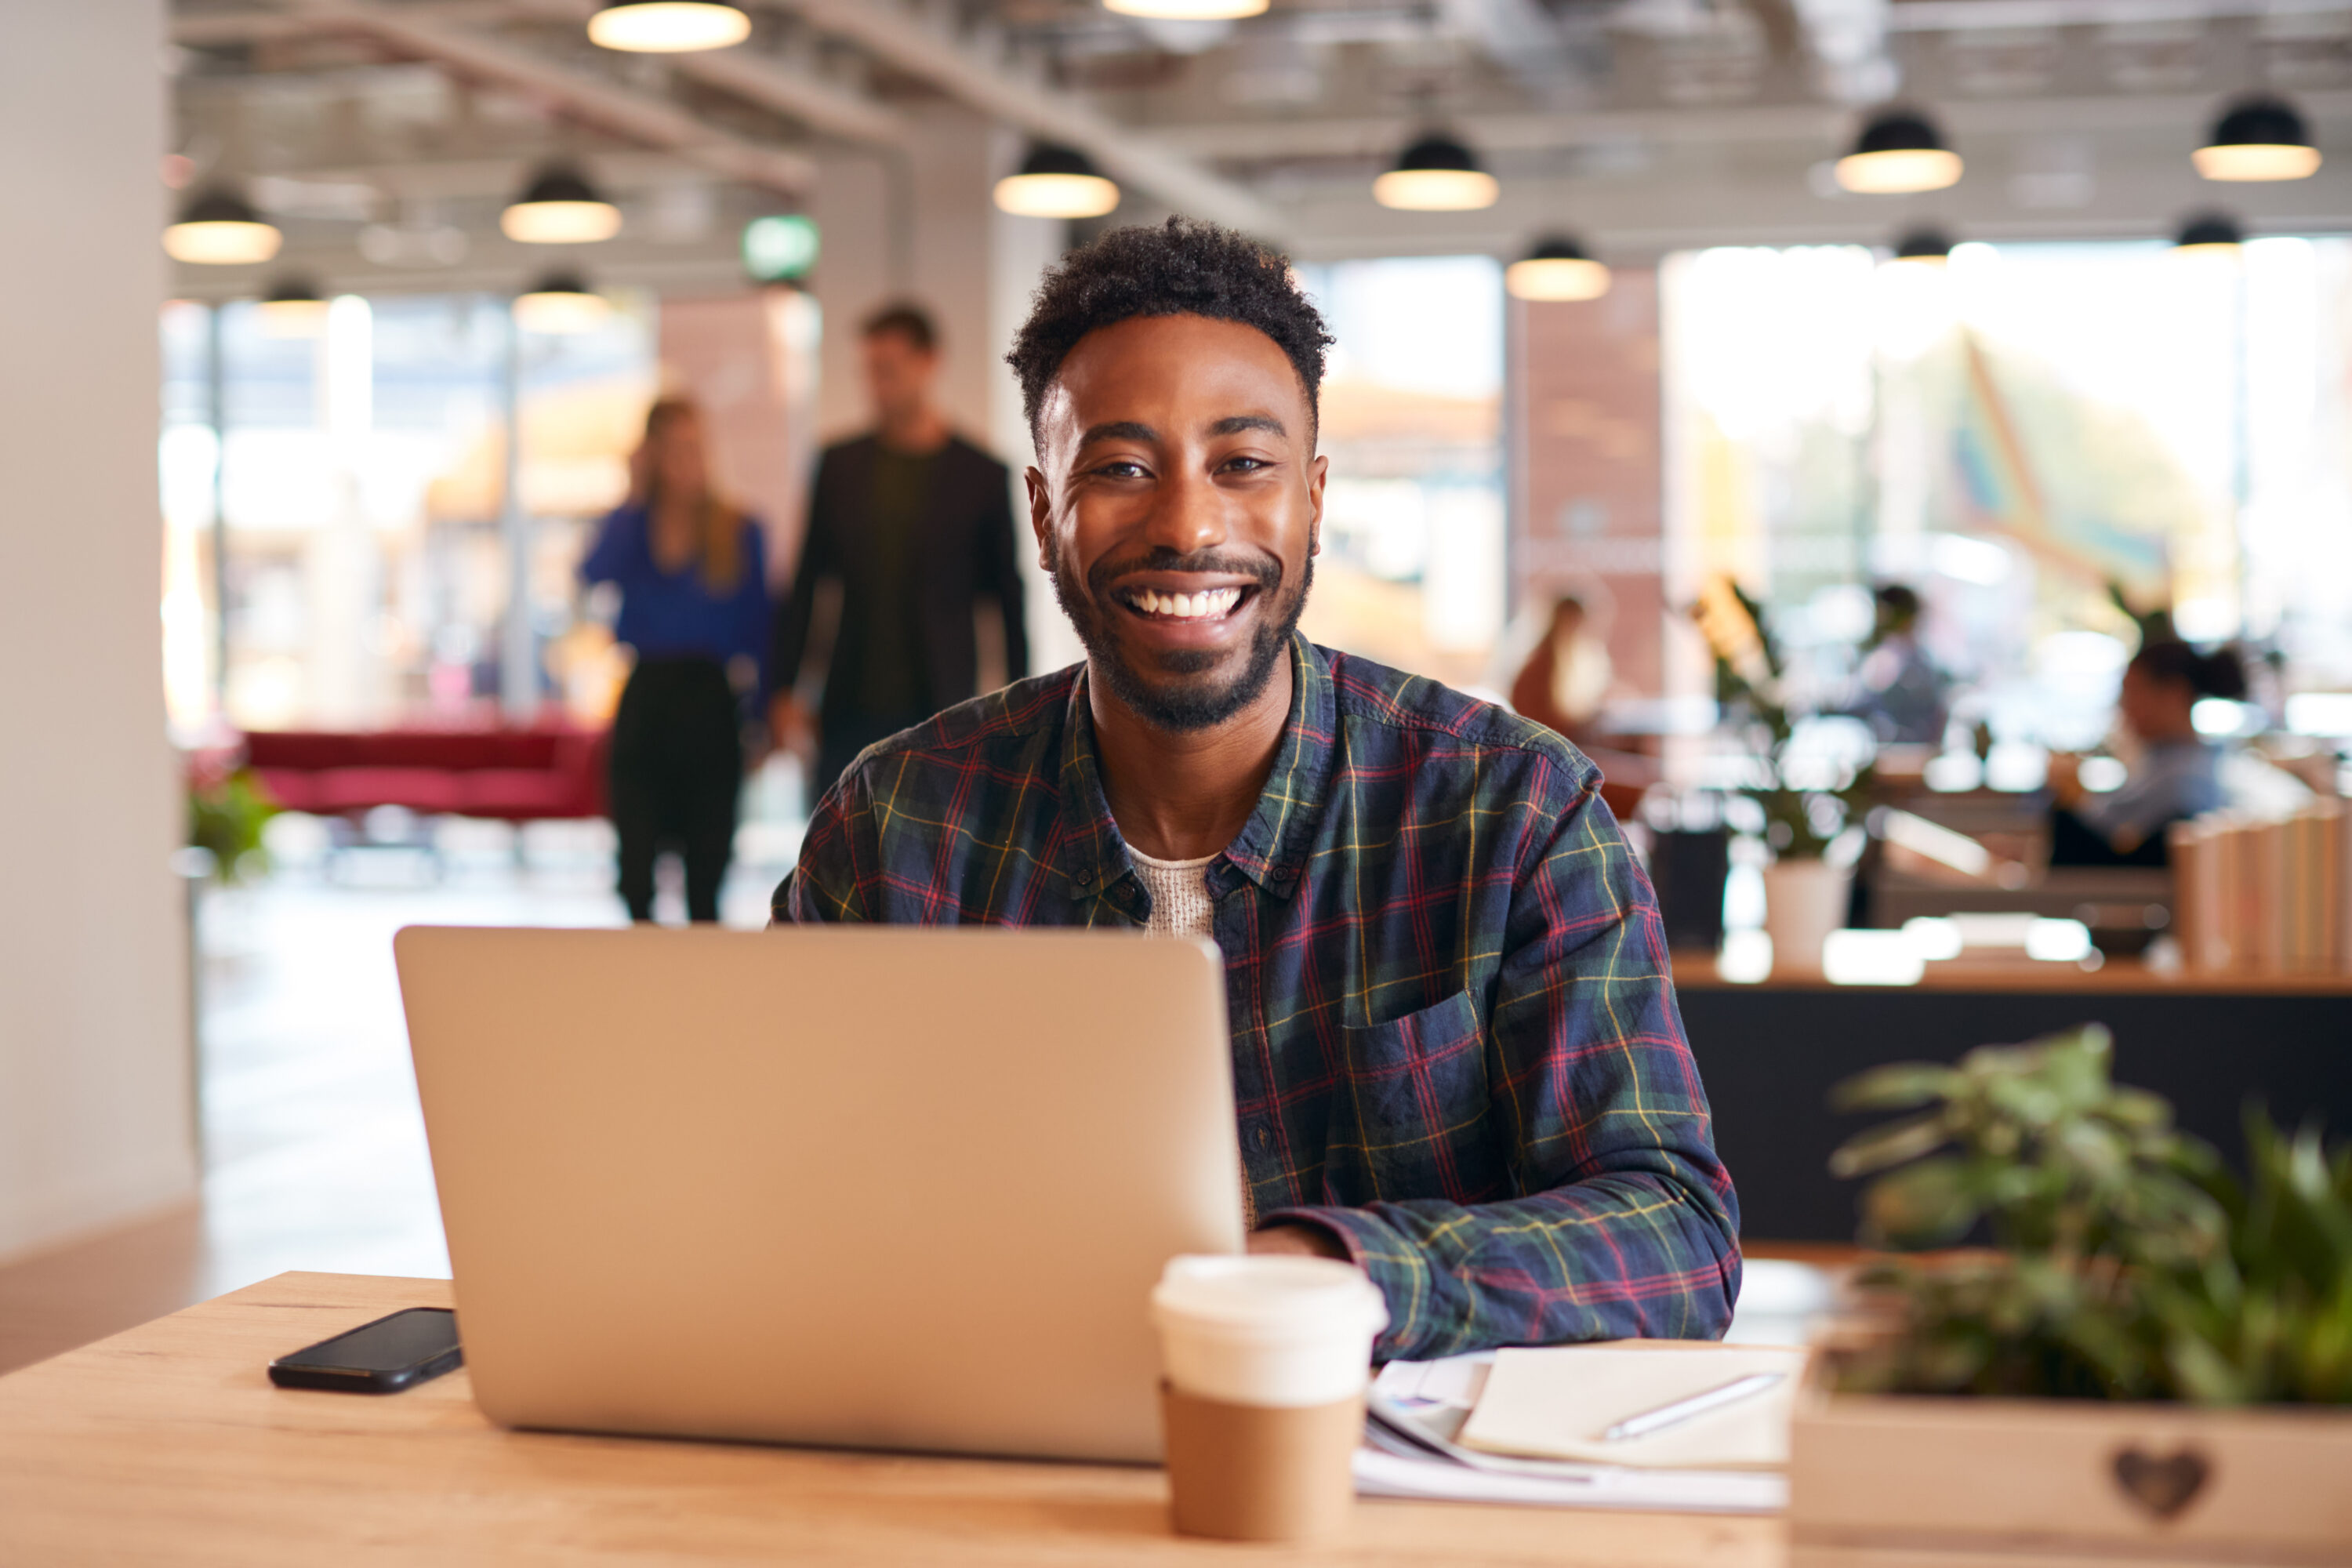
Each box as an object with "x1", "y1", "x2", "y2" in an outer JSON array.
[
  {"x1": 161, "y1": 292, "x2": 656, "y2": 734},
  {"x1": 1293, "y1": 256, "x2": 1508, "y2": 692},
  {"x1": 1662, "y1": 239, "x2": 2352, "y2": 750}
]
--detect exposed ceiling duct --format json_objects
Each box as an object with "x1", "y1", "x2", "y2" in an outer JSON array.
[
  {"x1": 181, "y1": 0, "x2": 819, "y2": 192},
  {"x1": 783, "y1": 0, "x2": 1283, "y2": 236}
]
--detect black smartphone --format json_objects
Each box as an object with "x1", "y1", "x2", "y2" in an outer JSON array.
[{"x1": 268, "y1": 1307, "x2": 463, "y2": 1393}]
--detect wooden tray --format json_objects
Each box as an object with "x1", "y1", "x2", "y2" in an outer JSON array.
[{"x1": 1790, "y1": 1357, "x2": 2352, "y2": 1566}]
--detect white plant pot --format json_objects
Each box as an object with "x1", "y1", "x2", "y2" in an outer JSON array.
[{"x1": 1762, "y1": 858, "x2": 1851, "y2": 972}]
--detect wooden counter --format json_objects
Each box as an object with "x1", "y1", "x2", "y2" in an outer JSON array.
[
  {"x1": 0, "y1": 1272, "x2": 1782, "y2": 1566},
  {"x1": 1675, "y1": 955, "x2": 2352, "y2": 996}
]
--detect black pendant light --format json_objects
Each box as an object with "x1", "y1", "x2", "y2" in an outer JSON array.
[
  {"x1": 1506, "y1": 235, "x2": 1610, "y2": 301},
  {"x1": 1105, "y1": 0, "x2": 1268, "y2": 16},
  {"x1": 587, "y1": 2, "x2": 751, "y2": 52},
  {"x1": 164, "y1": 187, "x2": 282, "y2": 265},
  {"x1": 1893, "y1": 227, "x2": 1955, "y2": 263},
  {"x1": 258, "y1": 275, "x2": 329, "y2": 336},
  {"x1": 993, "y1": 142, "x2": 1121, "y2": 219},
  {"x1": 514, "y1": 270, "x2": 612, "y2": 334},
  {"x1": 1374, "y1": 131, "x2": 1499, "y2": 212},
  {"x1": 2194, "y1": 95, "x2": 2321, "y2": 182},
  {"x1": 2173, "y1": 212, "x2": 2245, "y2": 254},
  {"x1": 501, "y1": 165, "x2": 622, "y2": 244},
  {"x1": 1835, "y1": 109, "x2": 1962, "y2": 194}
]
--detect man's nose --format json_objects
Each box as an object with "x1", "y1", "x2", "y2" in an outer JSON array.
[{"x1": 1139, "y1": 458, "x2": 1228, "y2": 558}]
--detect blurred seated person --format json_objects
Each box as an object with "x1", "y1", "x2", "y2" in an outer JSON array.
[
  {"x1": 1503, "y1": 590, "x2": 1657, "y2": 800},
  {"x1": 2046, "y1": 639, "x2": 2243, "y2": 867},
  {"x1": 1508, "y1": 593, "x2": 1613, "y2": 750},
  {"x1": 582, "y1": 397, "x2": 771, "y2": 923},
  {"x1": 1848, "y1": 584, "x2": 1950, "y2": 746}
]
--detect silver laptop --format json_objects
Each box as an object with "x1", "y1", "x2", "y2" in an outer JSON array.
[{"x1": 394, "y1": 924, "x2": 1243, "y2": 1463}]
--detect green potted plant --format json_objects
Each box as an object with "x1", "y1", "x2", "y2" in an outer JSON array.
[
  {"x1": 187, "y1": 760, "x2": 279, "y2": 885},
  {"x1": 1690, "y1": 576, "x2": 1873, "y2": 969},
  {"x1": 1789, "y1": 1024, "x2": 2352, "y2": 1564}
]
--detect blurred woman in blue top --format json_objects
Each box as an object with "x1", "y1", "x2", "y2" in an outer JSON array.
[
  {"x1": 581, "y1": 397, "x2": 771, "y2": 923},
  {"x1": 2047, "y1": 638, "x2": 2242, "y2": 867}
]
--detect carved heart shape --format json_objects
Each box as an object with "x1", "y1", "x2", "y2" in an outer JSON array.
[{"x1": 2112, "y1": 1446, "x2": 2211, "y2": 1521}]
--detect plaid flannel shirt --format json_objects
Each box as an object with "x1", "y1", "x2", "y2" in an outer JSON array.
[{"x1": 778, "y1": 634, "x2": 1741, "y2": 1360}]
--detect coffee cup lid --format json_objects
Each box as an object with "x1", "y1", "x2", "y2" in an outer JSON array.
[{"x1": 1152, "y1": 1254, "x2": 1388, "y2": 1340}]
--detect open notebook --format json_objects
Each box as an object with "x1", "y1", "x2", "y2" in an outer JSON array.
[
  {"x1": 1455, "y1": 1342, "x2": 1805, "y2": 1469},
  {"x1": 1359, "y1": 1342, "x2": 1803, "y2": 1513}
]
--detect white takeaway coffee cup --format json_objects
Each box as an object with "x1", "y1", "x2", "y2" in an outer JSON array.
[{"x1": 1149, "y1": 1255, "x2": 1388, "y2": 1542}]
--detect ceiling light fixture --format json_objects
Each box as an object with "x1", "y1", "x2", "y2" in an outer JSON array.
[
  {"x1": 501, "y1": 165, "x2": 622, "y2": 245},
  {"x1": 1506, "y1": 235, "x2": 1610, "y2": 301},
  {"x1": 257, "y1": 276, "x2": 329, "y2": 337},
  {"x1": 993, "y1": 143, "x2": 1121, "y2": 219},
  {"x1": 586, "y1": 2, "x2": 751, "y2": 53},
  {"x1": 1103, "y1": 0, "x2": 1269, "y2": 16},
  {"x1": 2173, "y1": 212, "x2": 2245, "y2": 256},
  {"x1": 514, "y1": 272, "x2": 612, "y2": 335},
  {"x1": 1892, "y1": 227, "x2": 1955, "y2": 264},
  {"x1": 163, "y1": 188, "x2": 281, "y2": 265},
  {"x1": 1374, "y1": 131, "x2": 1499, "y2": 212},
  {"x1": 1835, "y1": 110, "x2": 1963, "y2": 194},
  {"x1": 2194, "y1": 95, "x2": 2321, "y2": 182}
]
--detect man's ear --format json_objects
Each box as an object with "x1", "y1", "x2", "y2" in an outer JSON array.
[
  {"x1": 1024, "y1": 466, "x2": 1055, "y2": 573},
  {"x1": 1305, "y1": 452, "x2": 1328, "y2": 557}
]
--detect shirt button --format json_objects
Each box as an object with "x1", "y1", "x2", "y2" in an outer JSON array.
[{"x1": 1255, "y1": 1125, "x2": 1272, "y2": 1150}]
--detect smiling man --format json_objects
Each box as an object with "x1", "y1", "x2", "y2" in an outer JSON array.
[{"x1": 777, "y1": 219, "x2": 1739, "y2": 1360}]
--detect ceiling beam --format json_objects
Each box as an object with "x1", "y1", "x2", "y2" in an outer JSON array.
[
  {"x1": 178, "y1": 0, "x2": 818, "y2": 194},
  {"x1": 497, "y1": 0, "x2": 913, "y2": 148},
  {"x1": 786, "y1": 0, "x2": 1286, "y2": 238}
]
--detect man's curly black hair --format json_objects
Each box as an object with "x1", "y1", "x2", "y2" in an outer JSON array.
[{"x1": 1006, "y1": 216, "x2": 1334, "y2": 447}]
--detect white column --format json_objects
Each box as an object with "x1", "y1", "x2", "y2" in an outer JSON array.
[{"x1": 0, "y1": 0, "x2": 198, "y2": 1261}]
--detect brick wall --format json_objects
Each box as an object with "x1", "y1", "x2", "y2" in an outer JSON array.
[{"x1": 1510, "y1": 270, "x2": 1668, "y2": 699}]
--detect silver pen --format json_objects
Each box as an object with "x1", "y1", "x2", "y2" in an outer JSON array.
[{"x1": 1600, "y1": 1370, "x2": 1786, "y2": 1443}]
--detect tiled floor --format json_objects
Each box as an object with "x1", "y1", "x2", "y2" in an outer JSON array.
[{"x1": 2, "y1": 807, "x2": 1835, "y2": 1370}]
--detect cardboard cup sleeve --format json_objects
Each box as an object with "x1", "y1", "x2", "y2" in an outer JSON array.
[{"x1": 1160, "y1": 1381, "x2": 1364, "y2": 1542}]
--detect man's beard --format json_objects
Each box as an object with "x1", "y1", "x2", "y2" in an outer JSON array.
[{"x1": 1050, "y1": 542, "x2": 1312, "y2": 735}]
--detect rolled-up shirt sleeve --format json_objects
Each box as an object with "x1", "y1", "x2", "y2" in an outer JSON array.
[{"x1": 1266, "y1": 783, "x2": 1742, "y2": 1362}]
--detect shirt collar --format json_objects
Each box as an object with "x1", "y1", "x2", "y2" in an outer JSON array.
[{"x1": 1054, "y1": 633, "x2": 1338, "y2": 906}]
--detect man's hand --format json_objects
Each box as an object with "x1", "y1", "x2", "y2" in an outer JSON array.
[
  {"x1": 768, "y1": 693, "x2": 817, "y2": 761},
  {"x1": 1247, "y1": 1223, "x2": 1348, "y2": 1261}
]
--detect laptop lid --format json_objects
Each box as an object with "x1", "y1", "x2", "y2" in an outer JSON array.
[{"x1": 394, "y1": 924, "x2": 1243, "y2": 1463}]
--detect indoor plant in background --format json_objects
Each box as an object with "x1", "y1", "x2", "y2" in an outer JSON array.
[
  {"x1": 187, "y1": 757, "x2": 279, "y2": 885},
  {"x1": 1690, "y1": 577, "x2": 1873, "y2": 970},
  {"x1": 1790, "y1": 1024, "x2": 2352, "y2": 1565}
]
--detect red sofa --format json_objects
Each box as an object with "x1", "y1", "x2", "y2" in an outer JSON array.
[{"x1": 241, "y1": 725, "x2": 608, "y2": 822}]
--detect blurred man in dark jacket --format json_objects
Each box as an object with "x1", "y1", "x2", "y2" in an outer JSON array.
[{"x1": 769, "y1": 303, "x2": 1029, "y2": 793}]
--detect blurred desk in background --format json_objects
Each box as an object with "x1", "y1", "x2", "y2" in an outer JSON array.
[{"x1": 1675, "y1": 959, "x2": 2352, "y2": 1244}]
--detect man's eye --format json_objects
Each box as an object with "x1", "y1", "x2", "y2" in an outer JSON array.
[
  {"x1": 1096, "y1": 460, "x2": 1149, "y2": 479},
  {"x1": 1221, "y1": 456, "x2": 1271, "y2": 474}
]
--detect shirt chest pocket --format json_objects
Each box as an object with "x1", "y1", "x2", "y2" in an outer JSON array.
[{"x1": 1322, "y1": 989, "x2": 1509, "y2": 1207}]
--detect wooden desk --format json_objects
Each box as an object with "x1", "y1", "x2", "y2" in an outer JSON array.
[{"x1": 0, "y1": 1272, "x2": 1781, "y2": 1566}]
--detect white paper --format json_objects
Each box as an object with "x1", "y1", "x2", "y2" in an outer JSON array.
[
  {"x1": 1456, "y1": 1343, "x2": 1806, "y2": 1469},
  {"x1": 1360, "y1": 1348, "x2": 1790, "y2": 1514}
]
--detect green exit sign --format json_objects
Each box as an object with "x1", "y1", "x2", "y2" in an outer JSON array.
[{"x1": 742, "y1": 214, "x2": 819, "y2": 283}]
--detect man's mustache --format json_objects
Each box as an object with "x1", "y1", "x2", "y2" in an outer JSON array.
[{"x1": 1087, "y1": 548, "x2": 1281, "y2": 597}]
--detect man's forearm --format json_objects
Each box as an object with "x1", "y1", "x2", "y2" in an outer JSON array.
[{"x1": 1265, "y1": 1165, "x2": 1740, "y2": 1362}]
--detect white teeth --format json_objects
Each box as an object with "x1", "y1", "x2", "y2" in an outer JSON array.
[{"x1": 1129, "y1": 586, "x2": 1243, "y2": 619}]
